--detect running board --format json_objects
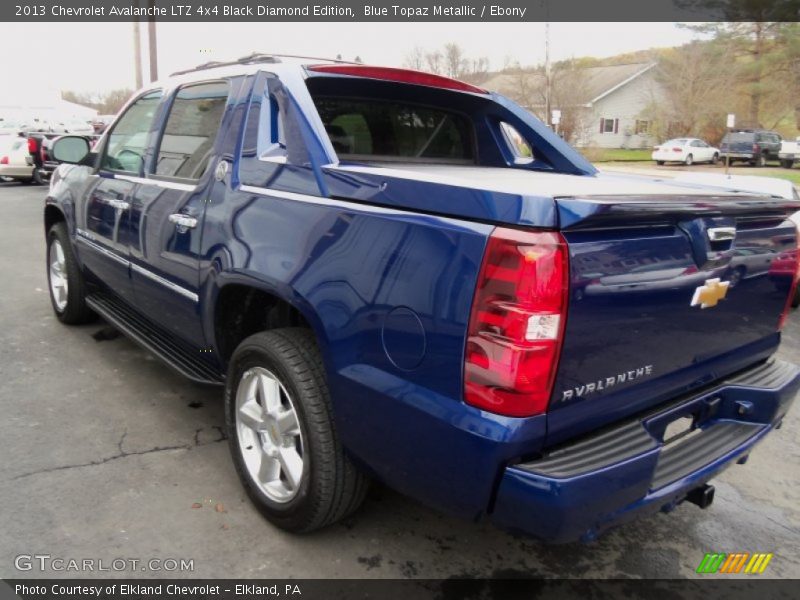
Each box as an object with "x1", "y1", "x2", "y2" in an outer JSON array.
[{"x1": 86, "y1": 292, "x2": 224, "y2": 386}]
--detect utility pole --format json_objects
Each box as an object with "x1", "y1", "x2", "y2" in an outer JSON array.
[
  {"x1": 544, "y1": 20, "x2": 551, "y2": 130},
  {"x1": 133, "y1": 20, "x2": 143, "y2": 89},
  {"x1": 147, "y1": 0, "x2": 158, "y2": 82},
  {"x1": 147, "y1": 18, "x2": 158, "y2": 81}
]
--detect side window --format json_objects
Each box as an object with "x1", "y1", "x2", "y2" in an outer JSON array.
[
  {"x1": 100, "y1": 90, "x2": 162, "y2": 173},
  {"x1": 241, "y1": 85, "x2": 287, "y2": 163},
  {"x1": 499, "y1": 122, "x2": 533, "y2": 164},
  {"x1": 238, "y1": 72, "x2": 317, "y2": 195},
  {"x1": 154, "y1": 81, "x2": 229, "y2": 181}
]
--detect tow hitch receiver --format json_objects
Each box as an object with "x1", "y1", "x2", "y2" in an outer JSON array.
[{"x1": 687, "y1": 484, "x2": 715, "y2": 509}]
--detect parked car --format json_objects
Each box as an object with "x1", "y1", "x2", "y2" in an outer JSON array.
[
  {"x1": 0, "y1": 135, "x2": 35, "y2": 184},
  {"x1": 26, "y1": 132, "x2": 97, "y2": 184},
  {"x1": 652, "y1": 138, "x2": 719, "y2": 165},
  {"x1": 49, "y1": 118, "x2": 94, "y2": 135},
  {"x1": 779, "y1": 136, "x2": 800, "y2": 169},
  {"x1": 92, "y1": 115, "x2": 116, "y2": 135},
  {"x1": 720, "y1": 129, "x2": 782, "y2": 167},
  {"x1": 42, "y1": 54, "x2": 800, "y2": 543}
]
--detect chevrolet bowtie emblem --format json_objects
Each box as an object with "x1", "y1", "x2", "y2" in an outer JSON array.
[{"x1": 691, "y1": 277, "x2": 730, "y2": 309}]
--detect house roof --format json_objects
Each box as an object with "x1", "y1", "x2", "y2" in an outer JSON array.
[{"x1": 482, "y1": 62, "x2": 656, "y2": 107}]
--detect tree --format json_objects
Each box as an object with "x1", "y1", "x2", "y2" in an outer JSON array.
[
  {"x1": 682, "y1": 21, "x2": 785, "y2": 125},
  {"x1": 443, "y1": 43, "x2": 466, "y2": 78},
  {"x1": 644, "y1": 41, "x2": 735, "y2": 142},
  {"x1": 403, "y1": 47, "x2": 425, "y2": 71},
  {"x1": 403, "y1": 43, "x2": 490, "y2": 82},
  {"x1": 61, "y1": 89, "x2": 134, "y2": 115}
]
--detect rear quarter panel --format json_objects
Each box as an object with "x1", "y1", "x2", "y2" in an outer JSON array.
[{"x1": 200, "y1": 187, "x2": 549, "y2": 518}]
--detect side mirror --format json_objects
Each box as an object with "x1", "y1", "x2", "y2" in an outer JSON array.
[{"x1": 51, "y1": 136, "x2": 91, "y2": 164}]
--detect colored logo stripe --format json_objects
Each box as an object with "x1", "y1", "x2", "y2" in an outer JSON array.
[{"x1": 697, "y1": 553, "x2": 773, "y2": 574}]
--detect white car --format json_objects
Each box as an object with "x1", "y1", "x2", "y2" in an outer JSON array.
[
  {"x1": 50, "y1": 118, "x2": 94, "y2": 135},
  {"x1": 652, "y1": 138, "x2": 720, "y2": 166},
  {"x1": 0, "y1": 136, "x2": 34, "y2": 183}
]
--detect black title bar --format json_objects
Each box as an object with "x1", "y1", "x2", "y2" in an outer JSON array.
[{"x1": 3, "y1": 0, "x2": 800, "y2": 22}]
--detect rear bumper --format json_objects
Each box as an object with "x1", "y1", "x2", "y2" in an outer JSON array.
[
  {"x1": 490, "y1": 359, "x2": 800, "y2": 542},
  {"x1": 0, "y1": 165, "x2": 33, "y2": 178}
]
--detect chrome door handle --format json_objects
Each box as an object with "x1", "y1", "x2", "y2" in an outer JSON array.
[
  {"x1": 707, "y1": 227, "x2": 736, "y2": 242},
  {"x1": 168, "y1": 213, "x2": 198, "y2": 229}
]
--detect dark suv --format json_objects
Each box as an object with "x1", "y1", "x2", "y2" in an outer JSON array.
[{"x1": 720, "y1": 129, "x2": 782, "y2": 167}]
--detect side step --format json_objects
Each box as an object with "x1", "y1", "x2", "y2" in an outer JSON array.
[{"x1": 86, "y1": 292, "x2": 224, "y2": 386}]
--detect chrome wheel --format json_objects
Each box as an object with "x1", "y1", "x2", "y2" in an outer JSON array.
[
  {"x1": 49, "y1": 239, "x2": 68, "y2": 311},
  {"x1": 235, "y1": 367, "x2": 304, "y2": 503}
]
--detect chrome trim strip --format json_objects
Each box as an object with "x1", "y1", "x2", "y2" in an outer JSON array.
[
  {"x1": 76, "y1": 228, "x2": 198, "y2": 303},
  {"x1": 240, "y1": 184, "x2": 324, "y2": 203},
  {"x1": 130, "y1": 262, "x2": 199, "y2": 303},
  {"x1": 75, "y1": 231, "x2": 129, "y2": 267},
  {"x1": 115, "y1": 174, "x2": 197, "y2": 192}
]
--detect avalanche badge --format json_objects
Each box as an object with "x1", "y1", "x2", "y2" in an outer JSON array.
[{"x1": 691, "y1": 278, "x2": 730, "y2": 309}]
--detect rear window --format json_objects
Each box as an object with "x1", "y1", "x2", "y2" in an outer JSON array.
[{"x1": 312, "y1": 97, "x2": 474, "y2": 163}]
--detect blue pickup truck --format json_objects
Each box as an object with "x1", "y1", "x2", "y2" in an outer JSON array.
[{"x1": 43, "y1": 54, "x2": 800, "y2": 542}]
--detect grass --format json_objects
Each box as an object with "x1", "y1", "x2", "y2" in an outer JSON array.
[
  {"x1": 580, "y1": 148, "x2": 653, "y2": 162},
  {"x1": 754, "y1": 168, "x2": 800, "y2": 185}
]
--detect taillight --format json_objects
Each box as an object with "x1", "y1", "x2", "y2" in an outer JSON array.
[
  {"x1": 778, "y1": 246, "x2": 800, "y2": 331},
  {"x1": 0, "y1": 156, "x2": 8, "y2": 165},
  {"x1": 673, "y1": 147, "x2": 682, "y2": 152},
  {"x1": 753, "y1": 143, "x2": 760, "y2": 152},
  {"x1": 464, "y1": 228, "x2": 569, "y2": 417},
  {"x1": 682, "y1": 265, "x2": 699, "y2": 275},
  {"x1": 40, "y1": 146, "x2": 46, "y2": 162},
  {"x1": 27, "y1": 137, "x2": 38, "y2": 153}
]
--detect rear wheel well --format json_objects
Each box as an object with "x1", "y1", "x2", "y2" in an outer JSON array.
[
  {"x1": 44, "y1": 205, "x2": 65, "y2": 235},
  {"x1": 214, "y1": 285, "x2": 311, "y2": 367}
]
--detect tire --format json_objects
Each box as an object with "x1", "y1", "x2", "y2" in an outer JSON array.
[
  {"x1": 752, "y1": 154, "x2": 767, "y2": 168},
  {"x1": 728, "y1": 266, "x2": 746, "y2": 288},
  {"x1": 18, "y1": 178, "x2": 34, "y2": 185},
  {"x1": 685, "y1": 154, "x2": 693, "y2": 166},
  {"x1": 32, "y1": 168, "x2": 45, "y2": 185},
  {"x1": 781, "y1": 159, "x2": 795, "y2": 169},
  {"x1": 711, "y1": 153, "x2": 720, "y2": 165},
  {"x1": 225, "y1": 328, "x2": 369, "y2": 533},
  {"x1": 656, "y1": 160, "x2": 665, "y2": 166},
  {"x1": 46, "y1": 223, "x2": 95, "y2": 324}
]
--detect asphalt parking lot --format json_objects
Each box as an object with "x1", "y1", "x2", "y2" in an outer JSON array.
[{"x1": 0, "y1": 181, "x2": 798, "y2": 580}]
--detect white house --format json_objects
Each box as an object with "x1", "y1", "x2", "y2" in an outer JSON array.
[{"x1": 482, "y1": 62, "x2": 662, "y2": 149}]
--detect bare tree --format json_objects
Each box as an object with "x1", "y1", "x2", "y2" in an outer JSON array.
[
  {"x1": 443, "y1": 43, "x2": 467, "y2": 78},
  {"x1": 62, "y1": 88, "x2": 133, "y2": 115},
  {"x1": 403, "y1": 47, "x2": 425, "y2": 71},
  {"x1": 425, "y1": 50, "x2": 443, "y2": 75},
  {"x1": 644, "y1": 41, "x2": 735, "y2": 142}
]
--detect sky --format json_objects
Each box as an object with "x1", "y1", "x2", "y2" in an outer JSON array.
[{"x1": 0, "y1": 21, "x2": 700, "y2": 98}]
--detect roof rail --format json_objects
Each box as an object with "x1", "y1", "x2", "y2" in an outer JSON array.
[
  {"x1": 170, "y1": 52, "x2": 357, "y2": 77},
  {"x1": 170, "y1": 53, "x2": 280, "y2": 76}
]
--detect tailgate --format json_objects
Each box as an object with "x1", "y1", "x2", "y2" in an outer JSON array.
[{"x1": 548, "y1": 194, "x2": 799, "y2": 444}]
